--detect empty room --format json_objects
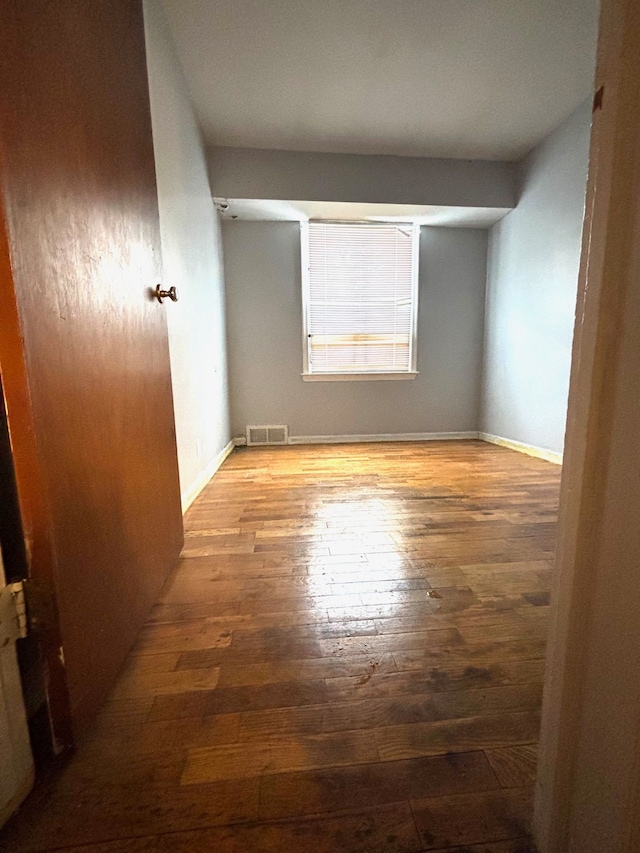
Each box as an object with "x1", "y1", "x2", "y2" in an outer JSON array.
[{"x1": 3, "y1": 1, "x2": 640, "y2": 852}]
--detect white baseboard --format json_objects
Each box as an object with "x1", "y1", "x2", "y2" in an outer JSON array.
[
  {"x1": 287, "y1": 431, "x2": 480, "y2": 445},
  {"x1": 180, "y1": 439, "x2": 235, "y2": 514},
  {"x1": 230, "y1": 430, "x2": 562, "y2": 465},
  {"x1": 479, "y1": 432, "x2": 563, "y2": 465}
]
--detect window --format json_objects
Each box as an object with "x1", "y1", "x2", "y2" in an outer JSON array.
[{"x1": 301, "y1": 221, "x2": 419, "y2": 380}]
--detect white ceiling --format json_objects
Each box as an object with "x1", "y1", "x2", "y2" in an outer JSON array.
[
  {"x1": 214, "y1": 199, "x2": 511, "y2": 229},
  {"x1": 162, "y1": 0, "x2": 599, "y2": 162}
]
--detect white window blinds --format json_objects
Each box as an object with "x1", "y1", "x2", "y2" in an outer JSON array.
[{"x1": 302, "y1": 222, "x2": 419, "y2": 376}]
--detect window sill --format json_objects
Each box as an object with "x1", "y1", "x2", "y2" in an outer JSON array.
[{"x1": 301, "y1": 372, "x2": 419, "y2": 382}]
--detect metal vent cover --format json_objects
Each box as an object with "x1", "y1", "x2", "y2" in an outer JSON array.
[{"x1": 246, "y1": 425, "x2": 289, "y2": 446}]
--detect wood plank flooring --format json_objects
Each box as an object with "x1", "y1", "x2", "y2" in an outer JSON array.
[{"x1": 1, "y1": 440, "x2": 560, "y2": 852}]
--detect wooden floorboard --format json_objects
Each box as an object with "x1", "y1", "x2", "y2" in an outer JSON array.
[{"x1": 0, "y1": 440, "x2": 558, "y2": 852}]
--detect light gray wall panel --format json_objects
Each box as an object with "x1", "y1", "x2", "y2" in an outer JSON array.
[
  {"x1": 144, "y1": 1, "x2": 231, "y2": 501},
  {"x1": 224, "y1": 222, "x2": 487, "y2": 438},
  {"x1": 481, "y1": 101, "x2": 591, "y2": 455}
]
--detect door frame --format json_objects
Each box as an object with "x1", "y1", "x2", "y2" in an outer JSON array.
[
  {"x1": 535, "y1": 0, "x2": 640, "y2": 849},
  {"x1": 0, "y1": 546, "x2": 34, "y2": 828}
]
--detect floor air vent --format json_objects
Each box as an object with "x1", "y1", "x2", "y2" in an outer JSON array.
[{"x1": 246, "y1": 425, "x2": 289, "y2": 446}]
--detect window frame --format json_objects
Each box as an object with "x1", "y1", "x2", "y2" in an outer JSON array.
[{"x1": 300, "y1": 220, "x2": 420, "y2": 382}]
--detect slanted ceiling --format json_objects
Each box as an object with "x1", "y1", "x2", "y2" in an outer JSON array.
[{"x1": 162, "y1": 0, "x2": 598, "y2": 161}]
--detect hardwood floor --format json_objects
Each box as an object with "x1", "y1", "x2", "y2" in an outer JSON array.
[{"x1": 1, "y1": 440, "x2": 560, "y2": 852}]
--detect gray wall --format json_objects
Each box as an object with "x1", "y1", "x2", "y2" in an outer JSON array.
[
  {"x1": 210, "y1": 147, "x2": 517, "y2": 210},
  {"x1": 481, "y1": 101, "x2": 592, "y2": 454},
  {"x1": 223, "y1": 222, "x2": 487, "y2": 439},
  {"x1": 144, "y1": 1, "x2": 230, "y2": 504}
]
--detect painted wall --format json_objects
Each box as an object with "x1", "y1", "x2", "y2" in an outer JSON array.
[
  {"x1": 223, "y1": 222, "x2": 487, "y2": 439},
  {"x1": 481, "y1": 101, "x2": 592, "y2": 455},
  {"x1": 210, "y1": 147, "x2": 517, "y2": 211},
  {"x1": 144, "y1": 1, "x2": 230, "y2": 506}
]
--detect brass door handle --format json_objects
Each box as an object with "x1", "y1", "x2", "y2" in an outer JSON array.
[{"x1": 155, "y1": 285, "x2": 178, "y2": 304}]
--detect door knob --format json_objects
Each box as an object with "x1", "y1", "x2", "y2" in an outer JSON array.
[{"x1": 155, "y1": 285, "x2": 178, "y2": 304}]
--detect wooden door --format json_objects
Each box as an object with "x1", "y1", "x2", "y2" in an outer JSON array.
[{"x1": 0, "y1": 0, "x2": 183, "y2": 743}]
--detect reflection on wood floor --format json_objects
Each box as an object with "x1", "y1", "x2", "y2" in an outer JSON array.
[{"x1": 2, "y1": 440, "x2": 560, "y2": 852}]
